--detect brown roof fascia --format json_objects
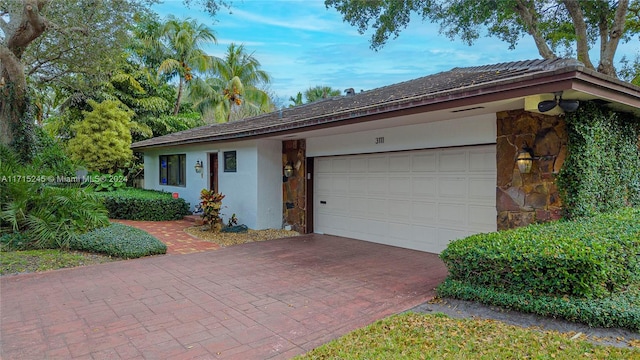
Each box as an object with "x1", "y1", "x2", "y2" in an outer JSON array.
[{"x1": 133, "y1": 68, "x2": 639, "y2": 150}]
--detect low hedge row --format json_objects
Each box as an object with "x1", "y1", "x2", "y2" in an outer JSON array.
[
  {"x1": 71, "y1": 223, "x2": 166, "y2": 258},
  {"x1": 436, "y1": 278, "x2": 640, "y2": 331},
  {"x1": 440, "y1": 208, "x2": 640, "y2": 299},
  {"x1": 97, "y1": 188, "x2": 191, "y2": 221}
]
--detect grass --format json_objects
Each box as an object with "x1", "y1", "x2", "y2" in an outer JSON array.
[
  {"x1": 295, "y1": 312, "x2": 640, "y2": 359},
  {"x1": 0, "y1": 249, "x2": 117, "y2": 275}
]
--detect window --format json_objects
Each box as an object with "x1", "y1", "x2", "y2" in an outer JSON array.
[
  {"x1": 159, "y1": 154, "x2": 186, "y2": 186},
  {"x1": 224, "y1": 151, "x2": 237, "y2": 172}
]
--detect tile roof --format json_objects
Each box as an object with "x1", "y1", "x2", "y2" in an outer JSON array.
[{"x1": 132, "y1": 58, "x2": 586, "y2": 149}]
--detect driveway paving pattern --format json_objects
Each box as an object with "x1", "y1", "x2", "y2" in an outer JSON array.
[{"x1": 1, "y1": 234, "x2": 447, "y2": 359}]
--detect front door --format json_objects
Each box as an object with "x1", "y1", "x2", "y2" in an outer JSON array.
[{"x1": 209, "y1": 153, "x2": 218, "y2": 192}]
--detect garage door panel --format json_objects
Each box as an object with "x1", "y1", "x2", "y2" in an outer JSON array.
[
  {"x1": 389, "y1": 154, "x2": 411, "y2": 172},
  {"x1": 332, "y1": 175, "x2": 349, "y2": 194},
  {"x1": 412, "y1": 201, "x2": 437, "y2": 222},
  {"x1": 368, "y1": 156, "x2": 388, "y2": 172},
  {"x1": 438, "y1": 203, "x2": 467, "y2": 224},
  {"x1": 388, "y1": 200, "x2": 411, "y2": 220},
  {"x1": 332, "y1": 158, "x2": 349, "y2": 172},
  {"x1": 368, "y1": 177, "x2": 387, "y2": 195},
  {"x1": 389, "y1": 222, "x2": 412, "y2": 240},
  {"x1": 350, "y1": 158, "x2": 368, "y2": 172},
  {"x1": 367, "y1": 199, "x2": 387, "y2": 218},
  {"x1": 439, "y1": 151, "x2": 467, "y2": 172},
  {"x1": 470, "y1": 150, "x2": 496, "y2": 172},
  {"x1": 349, "y1": 177, "x2": 367, "y2": 194},
  {"x1": 349, "y1": 197, "x2": 368, "y2": 217},
  {"x1": 389, "y1": 177, "x2": 411, "y2": 196},
  {"x1": 317, "y1": 158, "x2": 332, "y2": 173},
  {"x1": 412, "y1": 177, "x2": 436, "y2": 198},
  {"x1": 468, "y1": 205, "x2": 496, "y2": 228},
  {"x1": 314, "y1": 145, "x2": 496, "y2": 253},
  {"x1": 469, "y1": 177, "x2": 496, "y2": 200},
  {"x1": 439, "y1": 177, "x2": 467, "y2": 198},
  {"x1": 412, "y1": 153, "x2": 437, "y2": 172}
]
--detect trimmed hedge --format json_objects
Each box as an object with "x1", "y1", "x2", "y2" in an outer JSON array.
[
  {"x1": 71, "y1": 223, "x2": 166, "y2": 258},
  {"x1": 437, "y1": 279, "x2": 640, "y2": 331},
  {"x1": 97, "y1": 188, "x2": 191, "y2": 221},
  {"x1": 440, "y1": 208, "x2": 640, "y2": 299}
]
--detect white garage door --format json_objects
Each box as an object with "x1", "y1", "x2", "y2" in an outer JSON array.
[{"x1": 314, "y1": 145, "x2": 496, "y2": 253}]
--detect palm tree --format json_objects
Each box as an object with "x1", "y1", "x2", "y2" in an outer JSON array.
[
  {"x1": 304, "y1": 86, "x2": 341, "y2": 103},
  {"x1": 288, "y1": 92, "x2": 304, "y2": 107},
  {"x1": 189, "y1": 43, "x2": 272, "y2": 123},
  {"x1": 158, "y1": 16, "x2": 217, "y2": 115}
]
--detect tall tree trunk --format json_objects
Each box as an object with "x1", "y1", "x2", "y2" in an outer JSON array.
[
  {"x1": 173, "y1": 77, "x2": 184, "y2": 115},
  {"x1": 0, "y1": 47, "x2": 29, "y2": 148},
  {"x1": 598, "y1": 0, "x2": 629, "y2": 76}
]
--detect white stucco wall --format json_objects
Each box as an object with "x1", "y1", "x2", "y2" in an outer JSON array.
[
  {"x1": 142, "y1": 139, "x2": 282, "y2": 229},
  {"x1": 306, "y1": 114, "x2": 497, "y2": 157}
]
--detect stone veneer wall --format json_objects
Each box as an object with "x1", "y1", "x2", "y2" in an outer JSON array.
[
  {"x1": 497, "y1": 110, "x2": 567, "y2": 230},
  {"x1": 282, "y1": 140, "x2": 307, "y2": 233}
]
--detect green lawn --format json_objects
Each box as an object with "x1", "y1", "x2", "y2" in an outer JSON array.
[
  {"x1": 295, "y1": 313, "x2": 640, "y2": 359},
  {"x1": 0, "y1": 249, "x2": 117, "y2": 275}
]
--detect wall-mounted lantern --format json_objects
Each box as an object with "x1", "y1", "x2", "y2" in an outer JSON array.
[
  {"x1": 195, "y1": 160, "x2": 204, "y2": 174},
  {"x1": 283, "y1": 163, "x2": 294, "y2": 178},
  {"x1": 515, "y1": 143, "x2": 558, "y2": 174},
  {"x1": 516, "y1": 145, "x2": 534, "y2": 174}
]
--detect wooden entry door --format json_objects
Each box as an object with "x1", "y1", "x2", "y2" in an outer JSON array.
[{"x1": 209, "y1": 153, "x2": 218, "y2": 192}]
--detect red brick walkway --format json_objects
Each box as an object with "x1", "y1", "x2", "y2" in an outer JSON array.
[
  {"x1": 1, "y1": 235, "x2": 447, "y2": 359},
  {"x1": 111, "y1": 219, "x2": 220, "y2": 255}
]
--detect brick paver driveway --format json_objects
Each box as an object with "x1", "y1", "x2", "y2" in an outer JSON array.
[{"x1": 1, "y1": 234, "x2": 447, "y2": 359}]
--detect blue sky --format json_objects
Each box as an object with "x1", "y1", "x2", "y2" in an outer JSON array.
[{"x1": 153, "y1": 0, "x2": 638, "y2": 107}]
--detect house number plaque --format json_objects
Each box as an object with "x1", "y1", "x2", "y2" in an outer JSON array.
[{"x1": 375, "y1": 137, "x2": 385, "y2": 144}]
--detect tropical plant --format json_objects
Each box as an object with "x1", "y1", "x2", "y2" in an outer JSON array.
[
  {"x1": 1, "y1": 146, "x2": 109, "y2": 249},
  {"x1": 189, "y1": 43, "x2": 272, "y2": 122},
  {"x1": 67, "y1": 100, "x2": 134, "y2": 173},
  {"x1": 199, "y1": 189, "x2": 225, "y2": 232},
  {"x1": 304, "y1": 85, "x2": 342, "y2": 103},
  {"x1": 157, "y1": 16, "x2": 218, "y2": 115},
  {"x1": 289, "y1": 92, "x2": 304, "y2": 107}
]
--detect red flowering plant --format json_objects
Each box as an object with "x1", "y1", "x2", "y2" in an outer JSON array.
[{"x1": 199, "y1": 189, "x2": 225, "y2": 232}]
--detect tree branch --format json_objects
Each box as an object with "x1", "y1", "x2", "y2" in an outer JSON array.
[
  {"x1": 513, "y1": 0, "x2": 557, "y2": 59},
  {"x1": 562, "y1": 0, "x2": 595, "y2": 70},
  {"x1": 597, "y1": 0, "x2": 629, "y2": 76},
  {"x1": 6, "y1": 0, "x2": 48, "y2": 58}
]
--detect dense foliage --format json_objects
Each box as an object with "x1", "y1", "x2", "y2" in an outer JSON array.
[
  {"x1": 71, "y1": 223, "x2": 166, "y2": 258},
  {"x1": 557, "y1": 102, "x2": 640, "y2": 218},
  {"x1": 67, "y1": 100, "x2": 134, "y2": 173},
  {"x1": 1, "y1": 145, "x2": 109, "y2": 250},
  {"x1": 440, "y1": 208, "x2": 639, "y2": 300},
  {"x1": 325, "y1": 0, "x2": 637, "y2": 76},
  {"x1": 97, "y1": 188, "x2": 191, "y2": 221},
  {"x1": 438, "y1": 208, "x2": 640, "y2": 330}
]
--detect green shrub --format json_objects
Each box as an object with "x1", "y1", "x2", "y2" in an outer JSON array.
[
  {"x1": 71, "y1": 222, "x2": 166, "y2": 258},
  {"x1": 88, "y1": 170, "x2": 127, "y2": 192},
  {"x1": 436, "y1": 279, "x2": 640, "y2": 331},
  {"x1": 440, "y1": 208, "x2": 640, "y2": 299},
  {"x1": 96, "y1": 188, "x2": 191, "y2": 221},
  {"x1": 1, "y1": 146, "x2": 110, "y2": 249}
]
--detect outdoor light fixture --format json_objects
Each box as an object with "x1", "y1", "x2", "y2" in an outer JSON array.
[
  {"x1": 194, "y1": 160, "x2": 203, "y2": 174},
  {"x1": 516, "y1": 145, "x2": 534, "y2": 174},
  {"x1": 515, "y1": 143, "x2": 557, "y2": 174},
  {"x1": 537, "y1": 92, "x2": 580, "y2": 113},
  {"x1": 283, "y1": 163, "x2": 294, "y2": 178}
]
